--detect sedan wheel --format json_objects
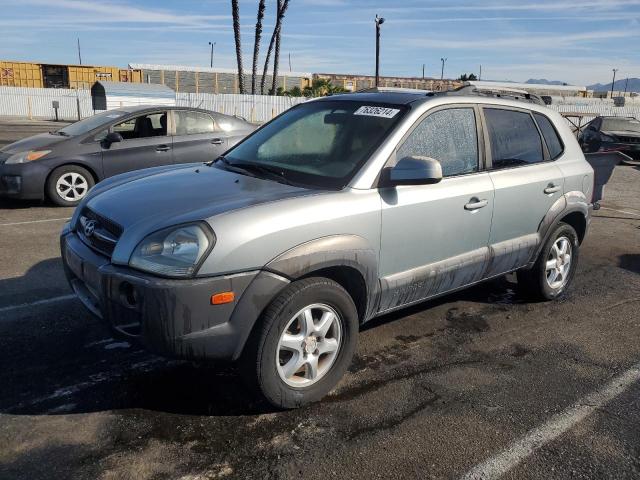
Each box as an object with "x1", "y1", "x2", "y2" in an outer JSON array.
[{"x1": 55, "y1": 172, "x2": 89, "y2": 202}]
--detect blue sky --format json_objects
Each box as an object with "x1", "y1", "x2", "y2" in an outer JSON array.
[{"x1": 1, "y1": 0, "x2": 639, "y2": 85}]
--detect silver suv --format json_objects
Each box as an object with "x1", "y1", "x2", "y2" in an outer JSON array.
[{"x1": 60, "y1": 89, "x2": 594, "y2": 408}]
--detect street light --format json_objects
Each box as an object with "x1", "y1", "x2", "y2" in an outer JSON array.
[
  {"x1": 611, "y1": 68, "x2": 618, "y2": 98},
  {"x1": 208, "y1": 41, "x2": 216, "y2": 68},
  {"x1": 440, "y1": 57, "x2": 447, "y2": 81},
  {"x1": 375, "y1": 15, "x2": 385, "y2": 87}
]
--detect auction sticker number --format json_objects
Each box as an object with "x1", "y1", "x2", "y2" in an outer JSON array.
[{"x1": 354, "y1": 106, "x2": 400, "y2": 118}]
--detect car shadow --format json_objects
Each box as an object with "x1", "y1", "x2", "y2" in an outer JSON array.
[
  {"x1": 1, "y1": 257, "x2": 525, "y2": 418},
  {"x1": 619, "y1": 254, "x2": 640, "y2": 275},
  {"x1": 0, "y1": 198, "x2": 48, "y2": 209}
]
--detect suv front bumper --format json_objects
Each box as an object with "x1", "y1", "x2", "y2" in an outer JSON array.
[{"x1": 61, "y1": 230, "x2": 289, "y2": 361}]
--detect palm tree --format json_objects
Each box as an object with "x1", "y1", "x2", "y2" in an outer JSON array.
[
  {"x1": 260, "y1": 0, "x2": 290, "y2": 95},
  {"x1": 231, "y1": 0, "x2": 245, "y2": 94},
  {"x1": 251, "y1": 0, "x2": 266, "y2": 94},
  {"x1": 271, "y1": 0, "x2": 284, "y2": 95}
]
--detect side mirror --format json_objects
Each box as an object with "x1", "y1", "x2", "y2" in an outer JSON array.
[
  {"x1": 383, "y1": 155, "x2": 443, "y2": 186},
  {"x1": 103, "y1": 132, "x2": 123, "y2": 147}
]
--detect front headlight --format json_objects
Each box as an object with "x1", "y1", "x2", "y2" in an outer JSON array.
[
  {"x1": 6, "y1": 150, "x2": 51, "y2": 164},
  {"x1": 129, "y1": 223, "x2": 214, "y2": 278}
]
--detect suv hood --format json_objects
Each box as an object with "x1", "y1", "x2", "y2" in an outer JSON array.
[
  {"x1": 86, "y1": 164, "x2": 317, "y2": 233},
  {"x1": 1, "y1": 132, "x2": 68, "y2": 154}
]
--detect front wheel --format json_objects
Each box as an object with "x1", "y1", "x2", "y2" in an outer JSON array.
[
  {"x1": 517, "y1": 222, "x2": 580, "y2": 300},
  {"x1": 46, "y1": 165, "x2": 94, "y2": 207},
  {"x1": 241, "y1": 277, "x2": 359, "y2": 409}
]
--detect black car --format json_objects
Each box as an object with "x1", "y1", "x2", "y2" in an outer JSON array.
[
  {"x1": 0, "y1": 106, "x2": 255, "y2": 206},
  {"x1": 579, "y1": 116, "x2": 640, "y2": 160}
]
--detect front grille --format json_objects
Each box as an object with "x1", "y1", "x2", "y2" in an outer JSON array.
[{"x1": 78, "y1": 207, "x2": 123, "y2": 257}]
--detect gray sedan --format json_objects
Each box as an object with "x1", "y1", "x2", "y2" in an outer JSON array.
[{"x1": 0, "y1": 106, "x2": 255, "y2": 206}]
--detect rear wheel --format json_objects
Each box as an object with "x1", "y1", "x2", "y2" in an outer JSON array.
[
  {"x1": 517, "y1": 222, "x2": 579, "y2": 300},
  {"x1": 241, "y1": 277, "x2": 358, "y2": 409},
  {"x1": 46, "y1": 165, "x2": 94, "y2": 207}
]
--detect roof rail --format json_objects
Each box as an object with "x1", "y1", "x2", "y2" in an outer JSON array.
[
  {"x1": 429, "y1": 85, "x2": 546, "y2": 106},
  {"x1": 355, "y1": 86, "x2": 431, "y2": 94}
]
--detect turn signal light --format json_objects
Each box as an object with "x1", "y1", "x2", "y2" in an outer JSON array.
[{"x1": 211, "y1": 292, "x2": 235, "y2": 305}]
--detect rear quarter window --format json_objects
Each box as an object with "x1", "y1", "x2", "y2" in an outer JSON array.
[{"x1": 534, "y1": 113, "x2": 564, "y2": 159}]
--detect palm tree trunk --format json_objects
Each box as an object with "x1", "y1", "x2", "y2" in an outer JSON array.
[
  {"x1": 260, "y1": 0, "x2": 289, "y2": 95},
  {"x1": 231, "y1": 0, "x2": 245, "y2": 94},
  {"x1": 251, "y1": 0, "x2": 266, "y2": 95},
  {"x1": 271, "y1": 1, "x2": 284, "y2": 95}
]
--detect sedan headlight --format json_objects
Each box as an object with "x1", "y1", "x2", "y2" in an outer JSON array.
[
  {"x1": 129, "y1": 223, "x2": 214, "y2": 278},
  {"x1": 6, "y1": 150, "x2": 51, "y2": 164}
]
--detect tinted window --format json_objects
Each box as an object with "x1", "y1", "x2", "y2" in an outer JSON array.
[
  {"x1": 224, "y1": 101, "x2": 406, "y2": 189},
  {"x1": 484, "y1": 108, "x2": 543, "y2": 169},
  {"x1": 113, "y1": 112, "x2": 167, "y2": 140},
  {"x1": 534, "y1": 113, "x2": 563, "y2": 159},
  {"x1": 397, "y1": 108, "x2": 478, "y2": 177},
  {"x1": 175, "y1": 111, "x2": 215, "y2": 135}
]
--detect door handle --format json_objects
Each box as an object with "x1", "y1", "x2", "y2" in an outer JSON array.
[
  {"x1": 464, "y1": 198, "x2": 488, "y2": 211},
  {"x1": 156, "y1": 145, "x2": 170, "y2": 152},
  {"x1": 544, "y1": 184, "x2": 561, "y2": 194},
  {"x1": 211, "y1": 138, "x2": 224, "y2": 145}
]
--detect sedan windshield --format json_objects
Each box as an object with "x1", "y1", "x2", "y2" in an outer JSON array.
[
  {"x1": 601, "y1": 117, "x2": 640, "y2": 133},
  {"x1": 57, "y1": 110, "x2": 130, "y2": 137},
  {"x1": 221, "y1": 100, "x2": 407, "y2": 189}
]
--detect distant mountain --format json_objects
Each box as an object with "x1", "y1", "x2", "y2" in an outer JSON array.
[
  {"x1": 588, "y1": 78, "x2": 640, "y2": 93},
  {"x1": 525, "y1": 78, "x2": 570, "y2": 86}
]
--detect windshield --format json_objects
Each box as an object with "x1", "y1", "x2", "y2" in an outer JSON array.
[
  {"x1": 58, "y1": 110, "x2": 130, "y2": 136},
  {"x1": 221, "y1": 100, "x2": 407, "y2": 189},
  {"x1": 601, "y1": 117, "x2": 640, "y2": 133}
]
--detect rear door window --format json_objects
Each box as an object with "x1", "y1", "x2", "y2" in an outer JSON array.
[
  {"x1": 175, "y1": 111, "x2": 216, "y2": 136},
  {"x1": 397, "y1": 107, "x2": 479, "y2": 177},
  {"x1": 533, "y1": 113, "x2": 564, "y2": 159},
  {"x1": 484, "y1": 108, "x2": 543, "y2": 169}
]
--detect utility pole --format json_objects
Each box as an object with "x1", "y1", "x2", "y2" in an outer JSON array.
[
  {"x1": 208, "y1": 41, "x2": 216, "y2": 68},
  {"x1": 479, "y1": 64, "x2": 482, "y2": 81},
  {"x1": 77, "y1": 38, "x2": 82, "y2": 65},
  {"x1": 422, "y1": 64, "x2": 425, "y2": 80},
  {"x1": 611, "y1": 68, "x2": 618, "y2": 98},
  {"x1": 440, "y1": 57, "x2": 447, "y2": 81},
  {"x1": 289, "y1": 52, "x2": 292, "y2": 72},
  {"x1": 375, "y1": 14, "x2": 385, "y2": 87},
  {"x1": 76, "y1": 37, "x2": 82, "y2": 121},
  {"x1": 624, "y1": 77, "x2": 629, "y2": 95}
]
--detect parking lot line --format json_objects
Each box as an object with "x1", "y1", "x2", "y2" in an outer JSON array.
[
  {"x1": 598, "y1": 207, "x2": 640, "y2": 217},
  {"x1": 460, "y1": 362, "x2": 640, "y2": 480},
  {"x1": 0, "y1": 217, "x2": 71, "y2": 227},
  {"x1": 0, "y1": 294, "x2": 77, "y2": 318}
]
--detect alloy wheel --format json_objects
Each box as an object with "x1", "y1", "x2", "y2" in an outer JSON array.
[
  {"x1": 545, "y1": 236, "x2": 572, "y2": 289},
  {"x1": 56, "y1": 172, "x2": 89, "y2": 201},
  {"x1": 276, "y1": 303, "x2": 342, "y2": 387}
]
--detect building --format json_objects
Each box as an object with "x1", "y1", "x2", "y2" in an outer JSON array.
[
  {"x1": 314, "y1": 72, "x2": 462, "y2": 92},
  {"x1": 0, "y1": 60, "x2": 141, "y2": 89},
  {"x1": 129, "y1": 63, "x2": 312, "y2": 94}
]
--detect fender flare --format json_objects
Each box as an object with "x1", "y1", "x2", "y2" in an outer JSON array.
[
  {"x1": 265, "y1": 234, "x2": 380, "y2": 319},
  {"x1": 528, "y1": 191, "x2": 590, "y2": 267}
]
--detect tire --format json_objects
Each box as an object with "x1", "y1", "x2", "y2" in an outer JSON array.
[
  {"x1": 240, "y1": 277, "x2": 359, "y2": 409},
  {"x1": 46, "y1": 165, "x2": 94, "y2": 207},
  {"x1": 517, "y1": 222, "x2": 580, "y2": 301}
]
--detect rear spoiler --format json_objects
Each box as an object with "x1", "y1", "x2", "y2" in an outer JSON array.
[{"x1": 584, "y1": 152, "x2": 629, "y2": 205}]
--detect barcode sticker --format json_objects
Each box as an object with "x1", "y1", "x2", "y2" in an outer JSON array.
[{"x1": 354, "y1": 106, "x2": 400, "y2": 118}]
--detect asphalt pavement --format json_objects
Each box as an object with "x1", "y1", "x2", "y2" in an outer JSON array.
[{"x1": 0, "y1": 121, "x2": 639, "y2": 480}]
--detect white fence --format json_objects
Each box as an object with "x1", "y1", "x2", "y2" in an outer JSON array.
[
  {"x1": 0, "y1": 86, "x2": 93, "y2": 120},
  {"x1": 176, "y1": 92, "x2": 308, "y2": 123},
  {"x1": 547, "y1": 104, "x2": 640, "y2": 125},
  {"x1": 0, "y1": 86, "x2": 307, "y2": 123}
]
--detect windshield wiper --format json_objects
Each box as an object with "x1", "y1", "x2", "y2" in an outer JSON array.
[
  {"x1": 49, "y1": 130, "x2": 70, "y2": 136},
  {"x1": 212, "y1": 157, "x2": 296, "y2": 186}
]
